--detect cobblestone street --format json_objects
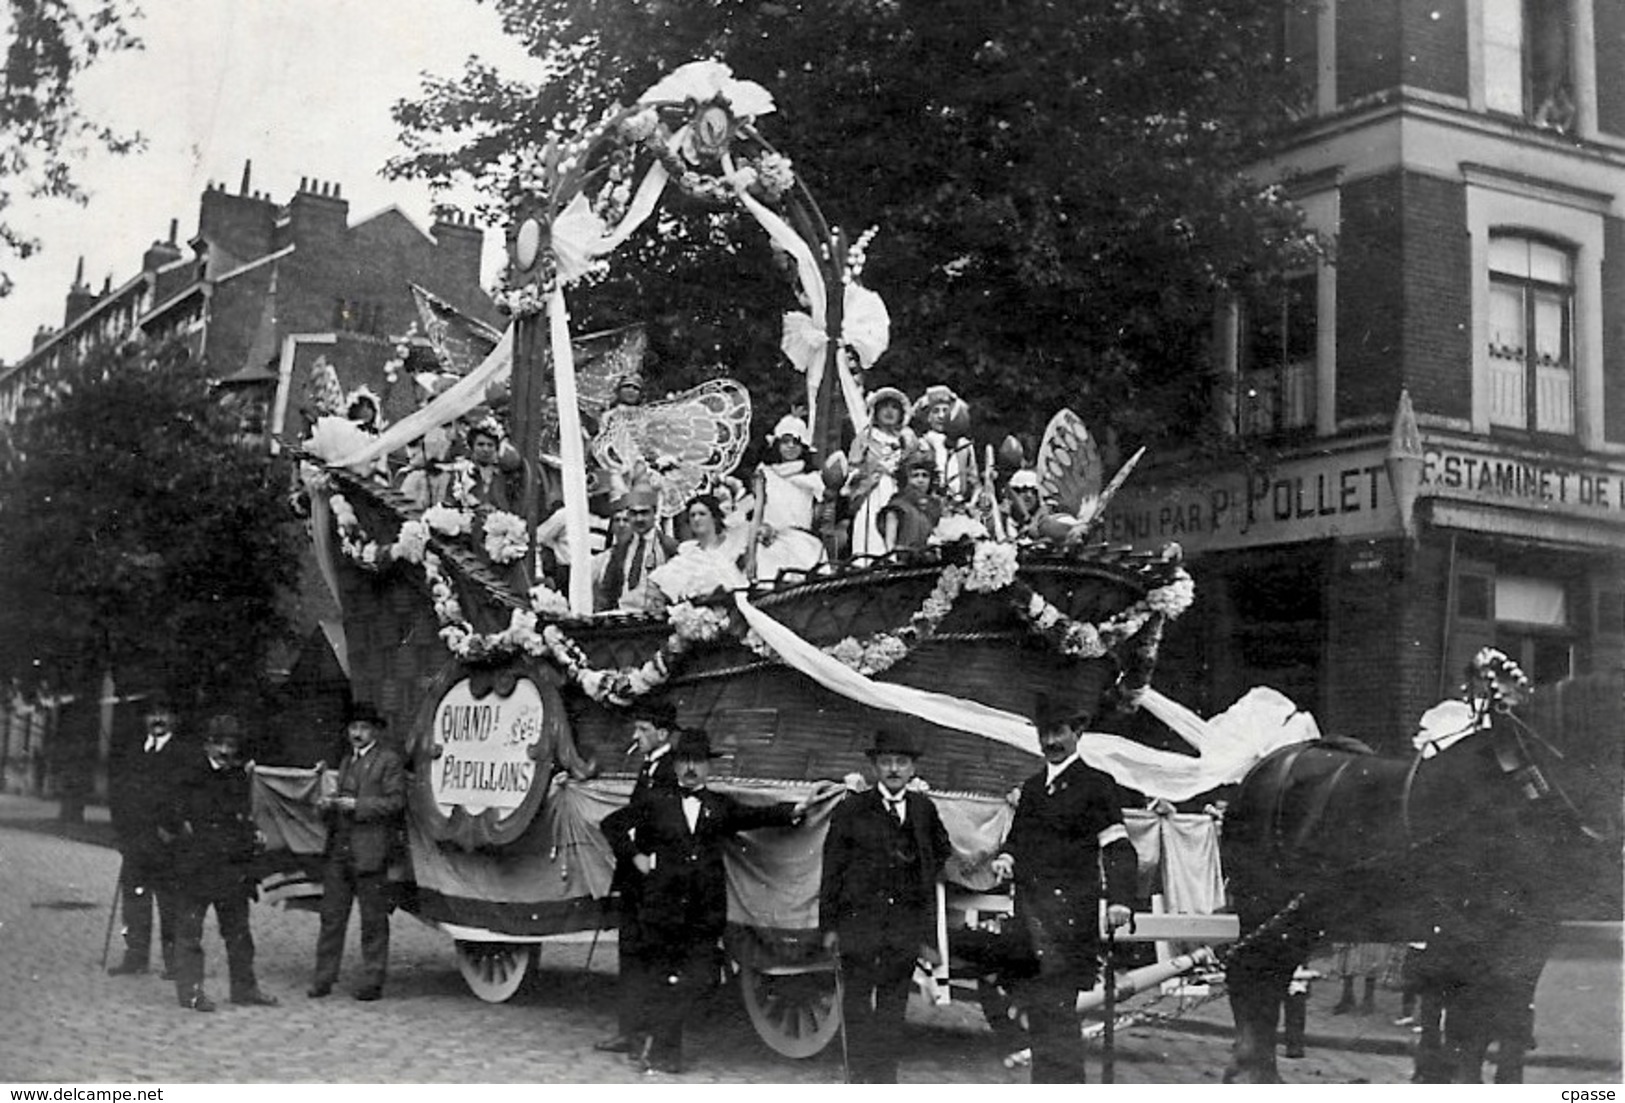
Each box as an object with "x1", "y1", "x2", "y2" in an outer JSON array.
[{"x1": 1, "y1": 810, "x2": 1617, "y2": 1085}]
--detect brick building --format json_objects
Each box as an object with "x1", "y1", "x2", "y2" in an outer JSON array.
[
  {"x1": 0, "y1": 163, "x2": 498, "y2": 794},
  {"x1": 1102, "y1": 0, "x2": 1625, "y2": 751}
]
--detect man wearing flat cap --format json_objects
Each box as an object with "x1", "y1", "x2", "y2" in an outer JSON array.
[
  {"x1": 819, "y1": 729, "x2": 952, "y2": 1082},
  {"x1": 992, "y1": 693, "x2": 1136, "y2": 1082},
  {"x1": 309, "y1": 702, "x2": 405, "y2": 1002},
  {"x1": 167, "y1": 713, "x2": 278, "y2": 1011},
  {"x1": 601, "y1": 728, "x2": 809, "y2": 1074},
  {"x1": 595, "y1": 698, "x2": 682, "y2": 1055}
]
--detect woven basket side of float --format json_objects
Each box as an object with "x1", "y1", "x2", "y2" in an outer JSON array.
[{"x1": 334, "y1": 556, "x2": 454, "y2": 738}]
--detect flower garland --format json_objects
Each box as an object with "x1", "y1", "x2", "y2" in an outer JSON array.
[
  {"x1": 540, "y1": 602, "x2": 732, "y2": 705},
  {"x1": 743, "y1": 562, "x2": 968, "y2": 677},
  {"x1": 1010, "y1": 568, "x2": 1195, "y2": 660}
]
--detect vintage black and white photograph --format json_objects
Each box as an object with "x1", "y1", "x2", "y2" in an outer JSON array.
[{"x1": 0, "y1": 0, "x2": 1619, "y2": 1088}]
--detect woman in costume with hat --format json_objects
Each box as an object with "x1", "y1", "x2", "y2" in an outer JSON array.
[
  {"x1": 878, "y1": 444, "x2": 945, "y2": 551},
  {"x1": 844, "y1": 387, "x2": 915, "y2": 559},
  {"x1": 645, "y1": 493, "x2": 749, "y2": 611},
  {"x1": 751, "y1": 413, "x2": 827, "y2": 582},
  {"x1": 600, "y1": 728, "x2": 809, "y2": 1073},
  {"x1": 818, "y1": 729, "x2": 952, "y2": 1082},
  {"x1": 911, "y1": 383, "x2": 975, "y2": 502}
]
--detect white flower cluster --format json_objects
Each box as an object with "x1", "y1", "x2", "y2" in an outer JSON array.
[
  {"x1": 965, "y1": 540, "x2": 1020, "y2": 593},
  {"x1": 482, "y1": 509, "x2": 531, "y2": 565},
  {"x1": 390, "y1": 520, "x2": 429, "y2": 565},
  {"x1": 844, "y1": 225, "x2": 880, "y2": 282},
  {"x1": 668, "y1": 602, "x2": 730, "y2": 643},
  {"x1": 423, "y1": 504, "x2": 472, "y2": 538}
]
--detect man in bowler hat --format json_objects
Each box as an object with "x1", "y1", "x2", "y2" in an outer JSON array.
[
  {"x1": 309, "y1": 702, "x2": 405, "y2": 1001},
  {"x1": 601, "y1": 728, "x2": 809, "y2": 1074},
  {"x1": 819, "y1": 729, "x2": 953, "y2": 1082},
  {"x1": 991, "y1": 693, "x2": 1136, "y2": 1082},
  {"x1": 107, "y1": 696, "x2": 184, "y2": 978},
  {"x1": 167, "y1": 714, "x2": 279, "y2": 1011},
  {"x1": 596, "y1": 698, "x2": 681, "y2": 1055}
]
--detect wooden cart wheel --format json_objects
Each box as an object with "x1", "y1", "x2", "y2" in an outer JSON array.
[
  {"x1": 454, "y1": 940, "x2": 535, "y2": 1003},
  {"x1": 737, "y1": 960, "x2": 842, "y2": 1059}
]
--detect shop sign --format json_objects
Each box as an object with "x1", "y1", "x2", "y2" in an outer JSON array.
[
  {"x1": 428, "y1": 675, "x2": 546, "y2": 816},
  {"x1": 1100, "y1": 445, "x2": 1400, "y2": 554},
  {"x1": 1420, "y1": 442, "x2": 1625, "y2": 520}
]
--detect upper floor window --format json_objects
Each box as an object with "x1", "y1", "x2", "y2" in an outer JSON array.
[
  {"x1": 1237, "y1": 273, "x2": 1317, "y2": 439},
  {"x1": 1484, "y1": 0, "x2": 1576, "y2": 132},
  {"x1": 1487, "y1": 235, "x2": 1573, "y2": 436}
]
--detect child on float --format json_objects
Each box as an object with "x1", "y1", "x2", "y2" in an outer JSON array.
[
  {"x1": 752, "y1": 414, "x2": 828, "y2": 583},
  {"x1": 844, "y1": 387, "x2": 915, "y2": 559},
  {"x1": 911, "y1": 384, "x2": 974, "y2": 502},
  {"x1": 878, "y1": 446, "x2": 944, "y2": 552}
]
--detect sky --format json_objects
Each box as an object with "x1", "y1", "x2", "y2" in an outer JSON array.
[{"x1": 0, "y1": 0, "x2": 545, "y2": 364}]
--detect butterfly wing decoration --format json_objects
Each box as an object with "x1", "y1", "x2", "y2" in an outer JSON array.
[
  {"x1": 591, "y1": 379, "x2": 754, "y2": 518},
  {"x1": 411, "y1": 284, "x2": 503, "y2": 377},
  {"x1": 536, "y1": 323, "x2": 647, "y2": 452},
  {"x1": 1035, "y1": 408, "x2": 1103, "y2": 524}
]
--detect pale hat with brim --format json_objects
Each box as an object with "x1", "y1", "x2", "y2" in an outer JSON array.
[
  {"x1": 1009, "y1": 469, "x2": 1040, "y2": 490},
  {"x1": 866, "y1": 387, "x2": 910, "y2": 416},
  {"x1": 770, "y1": 414, "x2": 811, "y2": 445},
  {"x1": 624, "y1": 482, "x2": 660, "y2": 510}
]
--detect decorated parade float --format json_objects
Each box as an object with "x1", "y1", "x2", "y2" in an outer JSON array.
[{"x1": 258, "y1": 61, "x2": 1334, "y2": 1059}]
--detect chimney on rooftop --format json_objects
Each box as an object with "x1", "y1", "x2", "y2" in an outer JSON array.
[
  {"x1": 64, "y1": 256, "x2": 97, "y2": 325},
  {"x1": 240, "y1": 160, "x2": 253, "y2": 196}
]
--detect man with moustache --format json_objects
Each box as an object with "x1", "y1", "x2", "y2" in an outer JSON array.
[
  {"x1": 595, "y1": 699, "x2": 681, "y2": 1056},
  {"x1": 992, "y1": 693, "x2": 1136, "y2": 1083},
  {"x1": 308, "y1": 702, "x2": 405, "y2": 1002},
  {"x1": 601, "y1": 728, "x2": 809, "y2": 1074},
  {"x1": 107, "y1": 697, "x2": 184, "y2": 979},
  {"x1": 167, "y1": 714, "x2": 279, "y2": 1011},
  {"x1": 818, "y1": 729, "x2": 952, "y2": 1082}
]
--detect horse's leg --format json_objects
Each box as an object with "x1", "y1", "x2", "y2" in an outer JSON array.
[{"x1": 1224, "y1": 952, "x2": 1289, "y2": 1083}]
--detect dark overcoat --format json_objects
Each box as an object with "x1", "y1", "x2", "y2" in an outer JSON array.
[
  {"x1": 325, "y1": 743, "x2": 407, "y2": 873},
  {"x1": 601, "y1": 786, "x2": 798, "y2": 942},
  {"x1": 1004, "y1": 759, "x2": 1137, "y2": 966},
  {"x1": 167, "y1": 750, "x2": 260, "y2": 900},
  {"x1": 818, "y1": 787, "x2": 952, "y2": 957},
  {"x1": 108, "y1": 734, "x2": 184, "y2": 865}
]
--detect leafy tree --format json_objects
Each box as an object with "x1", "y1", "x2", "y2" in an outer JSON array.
[
  {"x1": 0, "y1": 337, "x2": 303, "y2": 715},
  {"x1": 389, "y1": 0, "x2": 1324, "y2": 456},
  {"x1": 1, "y1": 0, "x2": 143, "y2": 296}
]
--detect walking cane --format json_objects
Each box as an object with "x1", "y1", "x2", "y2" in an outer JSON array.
[
  {"x1": 1101, "y1": 919, "x2": 1116, "y2": 1084},
  {"x1": 831, "y1": 948, "x2": 852, "y2": 1083},
  {"x1": 100, "y1": 865, "x2": 123, "y2": 971}
]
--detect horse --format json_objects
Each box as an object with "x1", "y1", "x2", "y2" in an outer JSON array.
[{"x1": 1219, "y1": 664, "x2": 1621, "y2": 1084}]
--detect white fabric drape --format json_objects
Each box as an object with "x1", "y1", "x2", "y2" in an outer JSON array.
[{"x1": 736, "y1": 590, "x2": 1320, "y2": 799}]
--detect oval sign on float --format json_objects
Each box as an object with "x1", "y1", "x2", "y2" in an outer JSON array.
[
  {"x1": 429, "y1": 676, "x2": 545, "y2": 818},
  {"x1": 514, "y1": 217, "x2": 542, "y2": 272}
]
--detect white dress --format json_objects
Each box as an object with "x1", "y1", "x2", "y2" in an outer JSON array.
[
  {"x1": 754, "y1": 461, "x2": 826, "y2": 582},
  {"x1": 648, "y1": 532, "x2": 749, "y2": 603},
  {"x1": 846, "y1": 426, "x2": 907, "y2": 559}
]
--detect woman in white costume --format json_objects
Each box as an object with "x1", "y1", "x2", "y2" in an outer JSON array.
[
  {"x1": 844, "y1": 387, "x2": 913, "y2": 559},
  {"x1": 647, "y1": 493, "x2": 749, "y2": 610},
  {"x1": 753, "y1": 415, "x2": 827, "y2": 582}
]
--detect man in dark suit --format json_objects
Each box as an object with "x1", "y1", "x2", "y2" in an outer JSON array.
[
  {"x1": 308, "y1": 702, "x2": 406, "y2": 1001},
  {"x1": 601, "y1": 728, "x2": 808, "y2": 1074},
  {"x1": 819, "y1": 729, "x2": 953, "y2": 1082},
  {"x1": 594, "y1": 482, "x2": 677, "y2": 612},
  {"x1": 992, "y1": 693, "x2": 1136, "y2": 1082},
  {"x1": 596, "y1": 699, "x2": 681, "y2": 1055},
  {"x1": 167, "y1": 714, "x2": 279, "y2": 1011},
  {"x1": 107, "y1": 697, "x2": 184, "y2": 978}
]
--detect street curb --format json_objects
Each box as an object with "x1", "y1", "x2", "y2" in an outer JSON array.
[{"x1": 1148, "y1": 1015, "x2": 1622, "y2": 1072}]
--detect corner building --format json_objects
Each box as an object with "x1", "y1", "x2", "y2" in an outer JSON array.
[{"x1": 1103, "y1": 1, "x2": 1625, "y2": 751}]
